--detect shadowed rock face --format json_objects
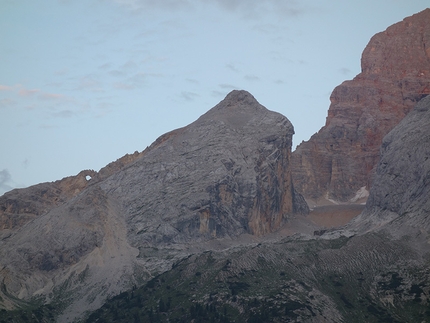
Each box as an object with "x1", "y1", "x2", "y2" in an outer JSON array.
[
  {"x1": 0, "y1": 90, "x2": 307, "y2": 321},
  {"x1": 353, "y1": 94, "x2": 430, "y2": 232},
  {"x1": 292, "y1": 9, "x2": 430, "y2": 202},
  {"x1": 101, "y1": 90, "x2": 307, "y2": 240},
  {"x1": 79, "y1": 97, "x2": 430, "y2": 323}
]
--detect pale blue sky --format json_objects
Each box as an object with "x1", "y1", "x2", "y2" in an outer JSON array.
[{"x1": 0, "y1": 0, "x2": 428, "y2": 195}]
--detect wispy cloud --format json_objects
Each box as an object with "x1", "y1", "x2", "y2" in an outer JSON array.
[
  {"x1": 339, "y1": 67, "x2": 352, "y2": 75},
  {"x1": 180, "y1": 91, "x2": 199, "y2": 101},
  {"x1": 211, "y1": 0, "x2": 307, "y2": 18},
  {"x1": 18, "y1": 88, "x2": 40, "y2": 96},
  {"x1": 219, "y1": 83, "x2": 237, "y2": 90},
  {"x1": 0, "y1": 85, "x2": 14, "y2": 91},
  {"x1": 0, "y1": 84, "x2": 67, "y2": 101},
  {"x1": 186, "y1": 78, "x2": 199, "y2": 84},
  {"x1": 226, "y1": 63, "x2": 240, "y2": 73},
  {"x1": 113, "y1": 0, "x2": 309, "y2": 18},
  {"x1": 99, "y1": 62, "x2": 112, "y2": 70},
  {"x1": 212, "y1": 83, "x2": 240, "y2": 98},
  {"x1": 52, "y1": 110, "x2": 75, "y2": 118},
  {"x1": 244, "y1": 74, "x2": 260, "y2": 81},
  {"x1": 114, "y1": 0, "x2": 193, "y2": 12},
  {"x1": 38, "y1": 92, "x2": 66, "y2": 100}
]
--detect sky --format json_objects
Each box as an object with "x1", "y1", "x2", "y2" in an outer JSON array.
[{"x1": 0, "y1": 0, "x2": 428, "y2": 195}]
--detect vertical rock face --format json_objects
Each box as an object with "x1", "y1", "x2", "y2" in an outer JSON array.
[
  {"x1": 292, "y1": 9, "x2": 430, "y2": 202},
  {"x1": 0, "y1": 90, "x2": 308, "y2": 320},
  {"x1": 356, "y1": 94, "x2": 430, "y2": 231},
  {"x1": 101, "y1": 90, "x2": 307, "y2": 240}
]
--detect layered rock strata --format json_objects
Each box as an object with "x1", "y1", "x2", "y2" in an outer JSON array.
[
  {"x1": 292, "y1": 8, "x2": 430, "y2": 203},
  {"x1": 0, "y1": 90, "x2": 307, "y2": 321},
  {"x1": 351, "y1": 94, "x2": 430, "y2": 233}
]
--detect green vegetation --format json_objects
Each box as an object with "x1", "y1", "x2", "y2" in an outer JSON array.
[{"x1": 2, "y1": 235, "x2": 430, "y2": 322}]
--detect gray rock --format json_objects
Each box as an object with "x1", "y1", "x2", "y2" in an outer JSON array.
[
  {"x1": 0, "y1": 90, "x2": 308, "y2": 321},
  {"x1": 351, "y1": 94, "x2": 430, "y2": 233}
]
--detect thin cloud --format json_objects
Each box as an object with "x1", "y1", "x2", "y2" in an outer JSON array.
[
  {"x1": 219, "y1": 83, "x2": 237, "y2": 90},
  {"x1": 52, "y1": 110, "x2": 74, "y2": 118},
  {"x1": 22, "y1": 158, "x2": 29, "y2": 169},
  {"x1": 186, "y1": 78, "x2": 199, "y2": 84},
  {"x1": 244, "y1": 74, "x2": 260, "y2": 81},
  {"x1": 19, "y1": 88, "x2": 40, "y2": 97},
  {"x1": 206, "y1": 0, "x2": 307, "y2": 19},
  {"x1": 114, "y1": 0, "x2": 309, "y2": 18},
  {"x1": 1, "y1": 84, "x2": 69, "y2": 104},
  {"x1": 0, "y1": 85, "x2": 13, "y2": 91},
  {"x1": 339, "y1": 67, "x2": 352, "y2": 75},
  {"x1": 213, "y1": 85, "x2": 239, "y2": 100},
  {"x1": 211, "y1": 90, "x2": 226, "y2": 98},
  {"x1": 180, "y1": 91, "x2": 199, "y2": 101},
  {"x1": 218, "y1": 83, "x2": 238, "y2": 93},
  {"x1": 226, "y1": 63, "x2": 240, "y2": 73},
  {"x1": 114, "y1": 0, "x2": 193, "y2": 12},
  {"x1": 38, "y1": 92, "x2": 66, "y2": 100}
]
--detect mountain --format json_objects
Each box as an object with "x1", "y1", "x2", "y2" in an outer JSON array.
[
  {"x1": 0, "y1": 90, "x2": 308, "y2": 322},
  {"x1": 2, "y1": 10, "x2": 430, "y2": 323},
  {"x1": 0, "y1": 152, "x2": 143, "y2": 232},
  {"x1": 82, "y1": 93, "x2": 430, "y2": 323},
  {"x1": 292, "y1": 8, "x2": 430, "y2": 204},
  {"x1": 351, "y1": 93, "x2": 430, "y2": 234}
]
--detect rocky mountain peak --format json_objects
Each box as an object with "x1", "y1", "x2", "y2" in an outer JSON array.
[
  {"x1": 193, "y1": 90, "x2": 287, "y2": 131},
  {"x1": 361, "y1": 8, "x2": 430, "y2": 77},
  {"x1": 292, "y1": 9, "x2": 430, "y2": 204},
  {"x1": 217, "y1": 89, "x2": 259, "y2": 107},
  {"x1": 0, "y1": 91, "x2": 308, "y2": 321}
]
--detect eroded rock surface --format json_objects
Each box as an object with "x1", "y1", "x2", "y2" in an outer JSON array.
[
  {"x1": 292, "y1": 9, "x2": 430, "y2": 203},
  {"x1": 0, "y1": 90, "x2": 307, "y2": 321},
  {"x1": 0, "y1": 150, "x2": 145, "y2": 231},
  {"x1": 101, "y1": 90, "x2": 307, "y2": 242},
  {"x1": 352, "y1": 94, "x2": 430, "y2": 233}
]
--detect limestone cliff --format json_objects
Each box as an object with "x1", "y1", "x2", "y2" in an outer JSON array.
[
  {"x1": 100, "y1": 90, "x2": 307, "y2": 240},
  {"x1": 0, "y1": 90, "x2": 307, "y2": 321},
  {"x1": 292, "y1": 8, "x2": 430, "y2": 203},
  {"x1": 351, "y1": 94, "x2": 430, "y2": 233}
]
